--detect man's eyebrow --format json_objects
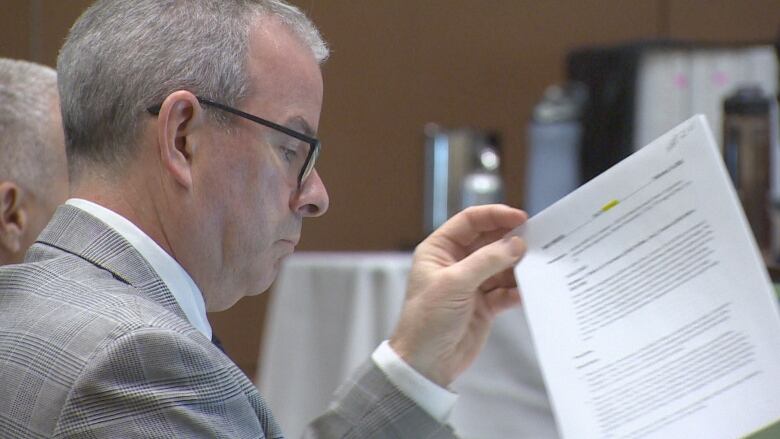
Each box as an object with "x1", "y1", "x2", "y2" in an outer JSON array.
[{"x1": 284, "y1": 116, "x2": 316, "y2": 137}]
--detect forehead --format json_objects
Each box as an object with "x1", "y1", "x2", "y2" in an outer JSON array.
[{"x1": 243, "y1": 16, "x2": 323, "y2": 128}]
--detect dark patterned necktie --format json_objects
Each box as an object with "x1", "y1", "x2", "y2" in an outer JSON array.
[{"x1": 211, "y1": 333, "x2": 227, "y2": 354}]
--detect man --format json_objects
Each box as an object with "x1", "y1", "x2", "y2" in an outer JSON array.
[
  {"x1": 0, "y1": 58, "x2": 68, "y2": 265},
  {"x1": 0, "y1": 1, "x2": 528, "y2": 437}
]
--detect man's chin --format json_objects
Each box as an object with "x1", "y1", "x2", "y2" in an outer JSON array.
[
  {"x1": 243, "y1": 248, "x2": 295, "y2": 298},
  {"x1": 250, "y1": 266, "x2": 281, "y2": 297},
  {"x1": 273, "y1": 246, "x2": 296, "y2": 267}
]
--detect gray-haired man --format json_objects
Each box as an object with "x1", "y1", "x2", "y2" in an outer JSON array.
[
  {"x1": 0, "y1": 1, "x2": 528, "y2": 437},
  {"x1": 0, "y1": 58, "x2": 69, "y2": 265}
]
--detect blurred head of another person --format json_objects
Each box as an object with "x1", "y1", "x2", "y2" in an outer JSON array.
[{"x1": 0, "y1": 59, "x2": 69, "y2": 265}]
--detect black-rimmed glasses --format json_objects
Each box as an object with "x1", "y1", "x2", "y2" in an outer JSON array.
[{"x1": 147, "y1": 97, "x2": 320, "y2": 189}]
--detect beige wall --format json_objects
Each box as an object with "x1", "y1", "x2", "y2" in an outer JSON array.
[{"x1": 1, "y1": 0, "x2": 777, "y2": 377}]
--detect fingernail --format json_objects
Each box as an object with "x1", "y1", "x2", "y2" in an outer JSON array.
[{"x1": 504, "y1": 236, "x2": 525, "y2": 257}]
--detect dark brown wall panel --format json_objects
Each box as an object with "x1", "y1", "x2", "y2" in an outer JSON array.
[
  {"x1": 34, "y1": 0, "x2": 93, "y2": 66},
  {"x1": 301, "y1": 0, "x2": 659, "y2": 252},
  {"x1": 667, "y1": 0, "x2": 779, "y2": 42},
  {"x1": 0, "y1": 0, "x2": 33, "y2": 61}
]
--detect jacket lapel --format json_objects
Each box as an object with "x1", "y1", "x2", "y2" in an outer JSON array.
[{"x1": 35, "y1": 204, "x2": 188, "y2": 322}]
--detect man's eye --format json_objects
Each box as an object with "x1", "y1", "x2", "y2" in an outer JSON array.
[{"x1": 281, "y1": 146, "x2": 298, "y2": 162}]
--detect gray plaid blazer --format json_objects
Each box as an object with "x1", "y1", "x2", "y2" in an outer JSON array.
[{"x1": 0, "y1": 205, "x2": 456, "y2": 438}]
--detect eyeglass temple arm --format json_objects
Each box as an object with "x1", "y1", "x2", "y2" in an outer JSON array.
[{"x1": 147, "y1": 98, "x2": 317, "y2": 145}]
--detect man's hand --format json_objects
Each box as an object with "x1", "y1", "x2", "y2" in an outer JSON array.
[{"x1": 389, "y1": 204, "x2": 528, "y2": 387}]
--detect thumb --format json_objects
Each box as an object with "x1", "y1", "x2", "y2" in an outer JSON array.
[{"x1": 449, "y1": 235, "x2": 526, "y2": 291}]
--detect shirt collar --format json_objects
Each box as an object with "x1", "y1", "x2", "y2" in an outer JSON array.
[{"x1": 65, "y1": 198, "x2": 212, "y2": 339}]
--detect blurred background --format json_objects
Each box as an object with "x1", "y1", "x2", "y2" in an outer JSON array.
[{"x1": 1, "y1": 0, "x2": 778, "y2": 380}]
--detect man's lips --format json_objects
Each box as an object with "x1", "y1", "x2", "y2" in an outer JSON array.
[{"x1": 279, "y1": 237, "x2": 299, "y2": 247}]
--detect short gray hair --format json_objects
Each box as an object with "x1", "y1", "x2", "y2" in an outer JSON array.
[
  {"x1": 57, "y1": 0, "x2": 329, "y2": 178},
  {"x1": 0, "y1": 59, "x2": 59, "y2": 195}
]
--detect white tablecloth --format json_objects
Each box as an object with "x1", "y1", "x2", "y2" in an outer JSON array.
[{"x1": 257, "y1": 252, "x2": 558, "y2": 438}]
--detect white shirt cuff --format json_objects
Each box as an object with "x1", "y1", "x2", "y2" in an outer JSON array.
[{"x1": 371, "y1": 340, "x2": 458, "y2": 422}]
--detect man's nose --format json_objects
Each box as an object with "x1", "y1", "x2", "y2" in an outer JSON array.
[{"x1": 292, "y1": 169, "x2": 329, "y2": 217}]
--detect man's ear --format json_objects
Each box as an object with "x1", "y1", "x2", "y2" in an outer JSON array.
[
  {"x1": 0, "y1": 181, "x2": 25, "y2": 255},
  {"x1": 155, "y1": 91, "x2": 207, "y2": 189}
]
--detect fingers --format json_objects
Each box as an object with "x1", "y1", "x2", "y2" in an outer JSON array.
[
  {"x1": 482, "y1": 287, "x2": 522, "y2": 316},
  {"x1": 447, "y1": 234, "x2": 526, "y2": 292},
  {"x1": 431, "y1": 205, "x2": 527, "y2": 249},
  {"x1": 466, "y1": 228, "x2": 516, "y2": 254},
  {"x1": 479, "y1": 267, "x2": 518, "y2": 293}
]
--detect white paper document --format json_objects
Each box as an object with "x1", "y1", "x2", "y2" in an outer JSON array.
[{"x1": 513, "y1": 115, "x2": 780, "y2": 439}]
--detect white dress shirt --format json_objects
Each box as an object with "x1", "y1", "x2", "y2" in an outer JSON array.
[
  {"x1": 66, "y1": 199, "x2": 212, "y2": 339},
  {"x1": 372, "y1": 340, "x2": 458, "y2": 421},
  {"x1": 66, "y1": 198, "x2": 456, "y2": 422}
]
